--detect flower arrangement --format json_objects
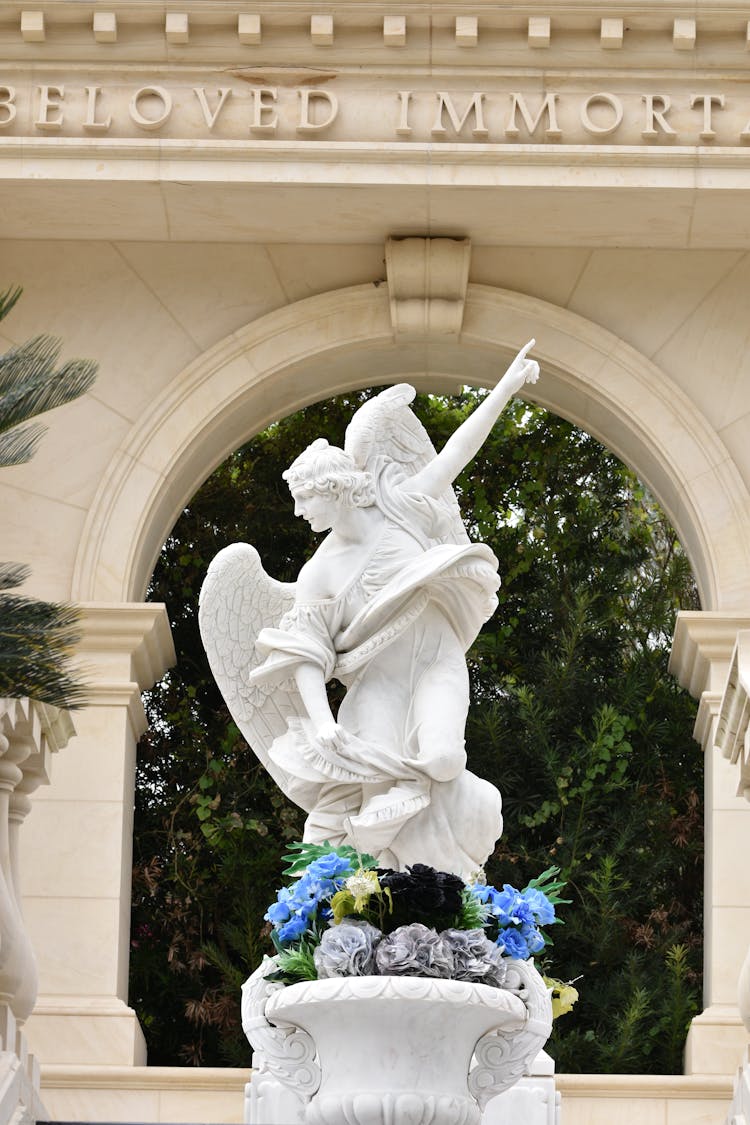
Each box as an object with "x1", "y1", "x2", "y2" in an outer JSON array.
[{"x1": 262, "y1": 842, "x2": 570, "y2": 996}]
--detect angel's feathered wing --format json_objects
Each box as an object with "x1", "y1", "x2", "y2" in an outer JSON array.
[
  {"x1": 198, "y1": 543, "x2": 320, "y2": 812},
  {"x1": 345, "y1": 383, "x2": 467, "y2": 546},
  {"x1": 344, "y1": 383, "x2": 434, "y2": 474}
]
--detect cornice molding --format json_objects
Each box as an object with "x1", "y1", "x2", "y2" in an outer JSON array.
[
  {"x1": 0, "y1": 697, "x2": 75, "y2": 754},
  {"x1": 5, "y1": 137, "x2": 750, "y2": 172},
  {"x1": 4, "y1": 2, "x2": 750, "y2": 65},
  {"x1": 555, "y1": 1072, "x2": 733, "y2": 1098},
  {"x1": 669, "y1": 611, "x2": 750, "y2": 699},
  {"x1": 36, "y1": 1061, "x2": 731, "y2": 1097},
  {"x1": 40, "y1": 1063, "x2": 250, "y2": 1090},
  {"x1": 76, "y1": 603, "x2": 176, "y2": 690}
]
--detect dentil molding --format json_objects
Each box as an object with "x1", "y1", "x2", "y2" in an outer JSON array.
[{"x1": 4, "y1": 2, "x2": 750, "y2": 59}]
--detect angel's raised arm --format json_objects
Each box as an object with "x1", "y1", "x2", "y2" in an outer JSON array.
[{"x1": 403, "y1": 340, "x2": 539, "y2": 500}]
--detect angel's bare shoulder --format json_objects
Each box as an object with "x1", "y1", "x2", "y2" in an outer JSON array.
[{"x1": 296, "y1": 553, "x2": 335, "y2": 602}]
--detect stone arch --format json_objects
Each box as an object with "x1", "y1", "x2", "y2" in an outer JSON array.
[{"x1": 71, "y1": 282, "x2": 750, "y2": 611}]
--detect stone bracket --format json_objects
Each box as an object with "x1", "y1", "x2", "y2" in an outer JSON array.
[{"x1": 385, "y1": 237, "x2": 471, "y2": 338}]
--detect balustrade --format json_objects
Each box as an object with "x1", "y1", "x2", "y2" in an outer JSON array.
[{"x1": 0, "y1": 697, "x2": 72, "y2": 1125}]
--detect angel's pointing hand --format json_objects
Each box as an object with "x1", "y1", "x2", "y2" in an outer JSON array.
[{"x1": 499, "y1": 339, "x2": 540, "y2": 396}]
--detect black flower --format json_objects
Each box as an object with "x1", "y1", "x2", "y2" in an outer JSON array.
[{"x1": 377, "y1": 864, "x2": 465, "y2": 932}]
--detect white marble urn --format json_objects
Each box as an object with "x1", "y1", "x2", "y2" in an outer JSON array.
[{"x1": 242, "y1": 960, "x2": 552, "y2": 1125}]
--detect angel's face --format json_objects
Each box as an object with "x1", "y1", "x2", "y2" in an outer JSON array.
[{"x1": 292, "y1": 487, "x2": 340, "y2": 533}]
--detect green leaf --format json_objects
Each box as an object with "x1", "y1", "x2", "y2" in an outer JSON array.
[{"x1": 281, "y1": 841, "x2": 377, "y2": 877}]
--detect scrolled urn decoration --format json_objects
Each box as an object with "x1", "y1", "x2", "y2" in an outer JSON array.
[{"x1": 242, "y1": 964, "x2": 552, "y2": 1125}]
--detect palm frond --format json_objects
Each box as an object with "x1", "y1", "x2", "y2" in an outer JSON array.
[
  {"x1": 0, "y1": 287, "x2": 22, "y2": 323},
  {"x1": 0, "y1": 339, "x2": 97, "y2": 425},
  {"x1": 0, "y1": 593, "x2": 88, "y2": 709},
  {"x1": 0, "y1": 422, "x2": 45, "y2": 469},
  {"x1": 0, "y1": 562, "x2": 30, "y2": 591}
]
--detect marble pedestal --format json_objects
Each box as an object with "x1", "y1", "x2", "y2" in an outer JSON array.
[{"x1": 242, "y1": 961, "x2": 553, "y2": 1125}]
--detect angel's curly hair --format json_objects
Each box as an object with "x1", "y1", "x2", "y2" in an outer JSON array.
[{"x1": 283, "y1": 439, "x2": 375, "y2": 508}]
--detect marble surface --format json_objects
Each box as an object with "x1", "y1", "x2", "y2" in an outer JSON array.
[
  {"x1": 6, "y1": 0, "x2": 750, "y2": 1086},
  {"x1": 242, "y1": 962, "x2": 552, "y2": 1125},
  {"x1": 200, "y1": 350, "x2": 539, "y2": 874}
]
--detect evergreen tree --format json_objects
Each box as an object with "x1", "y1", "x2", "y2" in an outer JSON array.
[
  {"x1": 132, "y1": 389, "x2": 701, "y2": 1071},
  {"x1": 0, "y1": 287, "x2": 97, "y2": 708}
]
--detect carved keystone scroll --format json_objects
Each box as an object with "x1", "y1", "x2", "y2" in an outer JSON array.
[{"x1": 385, "y1": 237, "x2": 471, "y2": 338}]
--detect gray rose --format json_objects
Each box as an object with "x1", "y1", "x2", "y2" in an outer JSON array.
[
  {"x1": 313, "y1": 921, "x2": 381, "y2": 978},
  {"x1": 374, "y1": 922, "x2": 454, "y2": 978},
  {"x1": 441, "y1": 928, "x2": 507, "y2": 988}
]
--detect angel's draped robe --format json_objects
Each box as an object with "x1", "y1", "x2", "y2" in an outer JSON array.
[{"x1": 250, "y1": 488, "x2": 504, "y2": 876}]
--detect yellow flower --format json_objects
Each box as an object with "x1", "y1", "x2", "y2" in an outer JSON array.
[
  {"x1": 346, "y1": 869, "x2": 381, "y2": 912},
  {"x1": 544, "y1": 976, "x2": 580, "y2": 1019},
  {"x1": 330, "y1": 869, "x2": 382, "y2": 924}
]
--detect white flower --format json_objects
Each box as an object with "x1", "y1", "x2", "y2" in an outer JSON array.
[
  {"x1": 441, "y1": 928, "x2": 507, "y2": 988},
  {"x1": 313, "y1": 921, "x2": 381, "y2": 978},
  {"x1": 374, "y1": 923, "x2": 454, "y2": 978}
]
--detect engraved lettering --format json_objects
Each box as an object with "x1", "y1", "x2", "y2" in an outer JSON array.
[
  {"x1": 0, "y1": 81, "x2": 742, "y2": 144},
  {"x1": 396, "y1": 90, "x2": 413, "y2": 137},
  {"x1": 431, "y1": 92, "x2": 488, "y2": 138},
  {"x1": 0, "y1": 86, "x2": 16, "y2": 128},
  {"x1": 35, "y1": 85, "x2": 64, "y2": 132},
  {"x1": 129, "y1": 86, "x2": 173, "y2": 131},
  {"x1": 249, "y1": 88, "x2": 278, "y2": 133},
  {"x1": 690, "y1": 93, "x2": 725, "y2": 140},
  {"x1": 580, "y1": 92, "x2": 623, "y2": 137},
  {"x1": 505, "y1": 92, "x2": 562, "y2": 139},
  {"x1": 297, "y1": 89, "x2": 338, "y2": 133},
  {"x1": 83, "y1": 85, "x2": 112, "y2": 133},
  {"x1": 193, "y1": 86, "x2": 232, "y2": 130},
  {"x1": 641, "y1": 94, "x2": 676, "y2": 138}
]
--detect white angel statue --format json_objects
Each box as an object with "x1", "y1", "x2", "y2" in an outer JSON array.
[{"x1": 199, "y1": 341, "x2": 539, "y2": 877}]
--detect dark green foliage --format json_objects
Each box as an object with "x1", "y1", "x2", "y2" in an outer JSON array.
[
  {"x1": 458, "y1": 885, "x2": 487, "y2": 930},
  {"x1": 131, "y1": 389, "x2": 701, "y2": 1071},
  {"x1": 266, "y1": 941, "x2": 319, "y2": 985},
  {"x1": 0, "y1": 288, "x2": 95, "y2": 708}
]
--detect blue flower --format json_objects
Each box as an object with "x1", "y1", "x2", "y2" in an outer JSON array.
[
  {"x1": 512, "y1": 897, "x2": 536, "y2": 928},
  {"x1": 523, "y1": 926, "x2": 546, "y2": 954},
  {"x1": 485, "y1": 885, "x2": 523, "y2": 927},
  {"x1": 277, "y1": 913, "x2": 310, "y2": 943},
  {"x1": 470, "y1": 883, "x2": 492, "y2": 905},
  {"x1": 265, "y1": 886, "x2": 295, "y2": 925},
  {"x1": 306, "y1": 853, "x2": 353, "y2": 881},
  {"x1": 293, "y1": 873, "x2": 320, "y2": 901},
  {"x1": 522, "y1": 887, "x2": 556, "y2": 926},
  {"x1": 499, "y1": 928, "x2": 529, "y2": 960},
  {"x1": 266, "y1": 899, "x2": 291, "y2": 925}
]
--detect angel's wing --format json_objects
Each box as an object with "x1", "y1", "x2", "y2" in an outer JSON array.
[
  {"x1": 344, "y1": 384, "x2": 436, "y2": 476},
  {"x1": 345, "y1": 384, "x2": 468, "y2": 547},
  {"x1": 198, "y1": 543, "x2": 320, "y2": 812}
]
